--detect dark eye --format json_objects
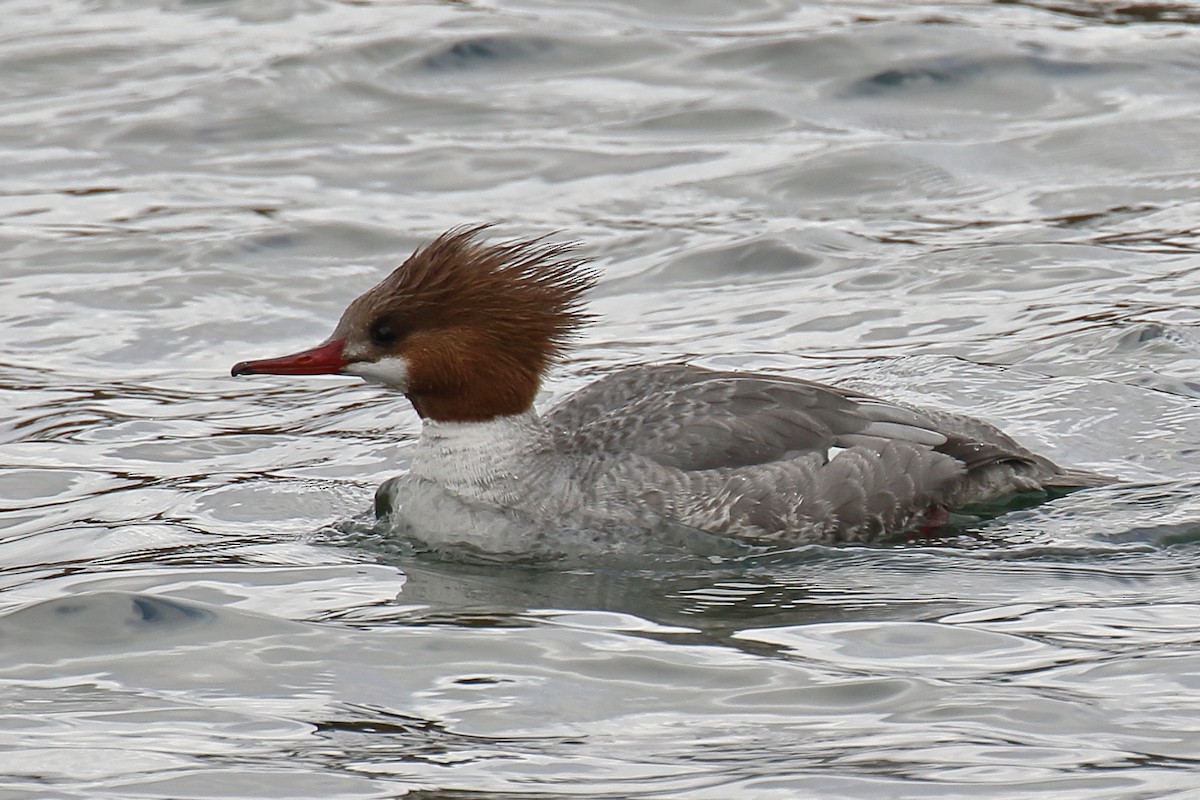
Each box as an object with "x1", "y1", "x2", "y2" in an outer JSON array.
[{"x1": 369, "y1": 320, "x2": 397, "y2": 346}]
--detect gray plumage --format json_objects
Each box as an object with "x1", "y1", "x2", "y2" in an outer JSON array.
[{"x1": 538, "y1": 364, "x2": 1111, "y2": 543}]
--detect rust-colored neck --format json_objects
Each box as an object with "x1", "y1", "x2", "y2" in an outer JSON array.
[{"x1": 400, "y1": 327, "x2": 545, "y2": 423}]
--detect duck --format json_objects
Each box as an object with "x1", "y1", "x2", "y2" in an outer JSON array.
[{"x1": 231, "y1": 225, "x2": 1112, "y2": 554}]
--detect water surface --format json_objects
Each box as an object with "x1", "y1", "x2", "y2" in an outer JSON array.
[{"x1": 4, "y1": 1, "x2": 1200, "y2": 797}]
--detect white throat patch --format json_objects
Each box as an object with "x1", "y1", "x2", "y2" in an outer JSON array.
[{"x1": 344, "y1": 355, "x2": 411, "y2": 391}]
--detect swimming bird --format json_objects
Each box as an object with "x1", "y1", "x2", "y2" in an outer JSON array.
[{"x1": 231, "y1": 226, "x2": 1111, "y2": 552}]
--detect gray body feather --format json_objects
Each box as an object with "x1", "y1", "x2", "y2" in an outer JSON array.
[{"x1": 538, "y1": 364, "x2": 1110, "y2": 543}]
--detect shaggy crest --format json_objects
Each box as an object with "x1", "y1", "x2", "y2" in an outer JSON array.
[{"x1": 344, "y1": 225, "x2": 597, "y2": 365}]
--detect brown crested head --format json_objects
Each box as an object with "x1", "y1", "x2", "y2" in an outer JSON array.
[{"x1": 328, "y1": 225, "x2": 598, "y2": 422}]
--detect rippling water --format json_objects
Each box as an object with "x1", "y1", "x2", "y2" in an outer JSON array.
[{"x1": 5, "y1": 1, "x2": 1200, "y2": 797}]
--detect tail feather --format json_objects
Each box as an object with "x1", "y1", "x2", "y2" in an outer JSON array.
[{"x1": 1042, "y1": 466, "x2": 1118, "y2": 489}]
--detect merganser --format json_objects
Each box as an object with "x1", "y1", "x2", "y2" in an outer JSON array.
[{"x1": 232, "y1": 226, "x2": 1112, "y2": 554}]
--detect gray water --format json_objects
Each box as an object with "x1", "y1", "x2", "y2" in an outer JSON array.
[{"x1": 5, "y1": 1, "x2": 1200, "y2": 797}]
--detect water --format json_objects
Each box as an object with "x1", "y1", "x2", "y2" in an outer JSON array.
[{"x1": 4, "y1": 0, "x2": 1200, "y2": 797}]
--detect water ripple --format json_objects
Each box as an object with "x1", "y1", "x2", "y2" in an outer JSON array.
[{"x1": 4, "y1": 0, "x2": 1200, "y2": 797}]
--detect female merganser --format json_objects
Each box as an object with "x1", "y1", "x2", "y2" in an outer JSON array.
[{"x1": 232, "y1": 226, "x2": 1111, "y2": 552}]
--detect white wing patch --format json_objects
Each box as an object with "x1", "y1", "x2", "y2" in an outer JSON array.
[{"x1": 859, "y1": 420, "x2": 946, "y2": 446}]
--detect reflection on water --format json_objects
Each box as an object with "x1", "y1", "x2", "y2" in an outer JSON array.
[{"x1": 4, "y1": 0, "x2": 1200, "y2": 797}]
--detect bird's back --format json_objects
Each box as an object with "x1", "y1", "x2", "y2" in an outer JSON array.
[{"x1": 546, "y1": 364, "x2": 1110, "y2": 542}]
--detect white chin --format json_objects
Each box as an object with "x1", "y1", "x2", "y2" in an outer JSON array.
[{"x1": 344, "y1": 356, "x2": 410, "y2": 391}]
